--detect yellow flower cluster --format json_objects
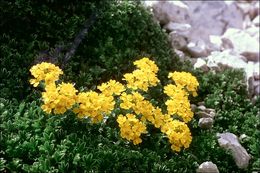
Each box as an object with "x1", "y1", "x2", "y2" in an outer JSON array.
[
  {"x1": 123, "y1": 57, "x2": 159, "y2": 91},
  {"x1": 168, "y1": 71, "x2": 199, "y2": 97},
  {"x1": 73, "y1": 91, "x2": 115, "y2": 123},
  {"x1": 29, "y1": 62, "x2": 63, "y2": 87},
  {"x1": 161, "y1": 120, "x2": 192, "y2": 152},
  {"x1": 120, "y1": 91, "x2": 165, "y2": 128},
  {"x1": 41, "y1": 82, "x2": 78, "y2": 114},
  {"x1": 29, "y1": 57, "x2": 199, "y2": 152},
  {"x1": 164, "y1": 84, "x2": 194, "y2": 123},
  {"x1": 97, "y1": 80, "x2": 125, "y2": 96},
  {"x1": 117, "y1": 114, "x2": 147, "y2": 145}
]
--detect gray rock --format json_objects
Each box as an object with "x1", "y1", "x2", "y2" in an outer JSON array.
[
  {"x1": 217, "y1": 132, "x2": 251, "y2": 169},
  {"x1": 204, "y1": 108, "x2": 216, "y2": 114},
  {"x1": 199, "y1": 117, "x2": 214, "y2": 129},
  {"x1": 252, "y1": 15, "x2": 260, "y2": 26},
  {"x1": 254, "y1": 74, "x2": 260, "y2": 80},
  {"x1": 151, "y1": 1, "x2": 190, "y2": 25},
  {"x1": 255, "y1": 84, "x2": 260, "y2": 95},
  {"x1": 197, "y1": 105, "x2": 206, "y2": 111},
  {"x1": 187, "y1": 40, "x2": 209, "y2": 58},
  {"x1": 191, "y1": 104, "x2": 197, "y2": 112},
  {"x1": 197, "y1": 111, "x2": 214, "y2": 119},
  {"x1": 194, "y1": 58, "x2": 209, "y2": 72},
  {"x1": 196, "y1": 161, "x2": 219, "y2": 173},
  {"x1": 169, "y1": 31, "x2": 188, "y2": 50},
  {"x1": 222, "y1": 1, "x2": 244, "y2": 29},
  {"x1": 197, "y1": 101, "x2": 205, "y2": 106},
  {"x1": 164, "y1": 22, "x2": 191, "y2": 36}
]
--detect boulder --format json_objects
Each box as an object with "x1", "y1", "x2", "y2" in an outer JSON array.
[
  {"x1": 217, "y1": 132, "x2": 251, "y2": 169},
  {"x1": 187, "y1": 40, "x2": 209, "y2": 57},
  {"x1": 169, "y1": 31, "x2": 188, "y2": 50},
  {"x1": 206, "y1": 50, "x2": 248, "y2": 70},
  {"x1": 222, "y1": 28, "x2": 259, "y2": 62},
  {"x1": 254, "y1": 83, "x2": 260, "y2": 95},
  {"x1": 150, "y1": 1, "x2": 190, "y2": 25},
  {"x1": 164, "y1": 22, "x2": 191, "y2": 36},
  {"x1": 199, "y1": 117, "x2": 214, "y2": 129},
  {"x1": 197, "y1": 111, "x2": 215, "y2": 119},
  {"x1": 185, "y1": 1, "x2": 226, "y2": 42},
  {"x1": 196, "y1": 161, "x2": 219, "y2": 173},
  {"x1": 197, "y1": 105, "x2": 206, "y2": 111},
  {"x1": 222, "y1": 1, "x2": 244, "y2": 29},
  {"x1": 191, "y1": 104, "x2": 197, "y2": 112}
]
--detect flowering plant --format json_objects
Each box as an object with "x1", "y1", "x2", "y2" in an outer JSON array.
[{"x1": 29, "y1": 57, "x2": 199, "y2": 152}]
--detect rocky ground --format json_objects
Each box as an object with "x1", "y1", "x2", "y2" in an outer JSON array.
[
  {"x1": 144, "y1": 0, "x2": 260, "y2": 103},
  {"x1": 144, "y1": 1, "x2": 259, "y2": 172}
]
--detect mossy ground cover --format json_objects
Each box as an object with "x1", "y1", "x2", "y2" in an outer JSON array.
[{"x1": 0, "y1": 0, "x2": 259, "y2": 172}]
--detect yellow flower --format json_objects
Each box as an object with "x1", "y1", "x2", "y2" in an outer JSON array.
[
  {"x1": 123, "y1": 57, "x2": 160, "y2": 91},
  {"x1": 74, "y1": 91, "x2": 115, "y2": 123},
  {"x1": 29, "y1": 62, "x2": 63, "y2": 87},
  {"x1": 97, "y1": 80, "x2": 125, "y2": 96},
  {"x1": 41, "y1": 82, "x2": 77, "y2": 114},
  {"x1": 117, "y1": 113, "x2": 147, "y2": 145},
  {"x1": 160, "y1": 120, "x2": 192, "y2": 152},
  {"x1": 168, "y1": 71, "x2": 199, "y2": 96}
]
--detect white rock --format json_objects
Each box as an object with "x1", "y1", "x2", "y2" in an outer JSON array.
[
  {"x1": 208, "y1": 35, "x2": 223, "y2": 51},
  {"x1": 198, "y1": 105, "x2": 206, "y2": 111},
  {"x1": 196, "y1": 161, "x2": 219, "y2": 173},
  {"x1": 246, "y1": 61, "x2": 255, "y2": 79},
  {"x1": 151, "y1": 1, "x2": 190, "y2": 24},
  {"x1": 187, "y1": 40, "x2": 209, "y2": 57},
  {"x1": 252, "y1": 15, "x2": 260, "y2": 26},
  {"x1": 169, "y1": 31, "x2": 188, "y2": 50},
  {"x1": 254, "y1": 62, "x2": 260, "y2": 75},
  {"x1": 243, "y1": 14, "x2": 253, "y2": 29},
  {"x1": 194, "y1": 58, "x2": 209, "y2": 72},
  {"x1": 164, "y1": 22, "x2": 191, "y2": 36},
  {"x1": 207, "y1": 59, "x2": 221, "y2": 72},
  {"x1": 222, "y1": 28, "x2": 259, "y2": 62},
  {"x1": 239, "y1": 134, "x2": 248, "y2": 141},
  {"x1": 245, "y1": 26, "x2": 259, "y2": 38},
  {"x1": 217, "y1": 132, "x2": 251, "y2": 169},
  {"x1": 143, "y1": 0, "x2": 158, "y2": 7},
  {"x1": 206, "y1": 50, "x2": 248, "y2": 70}
]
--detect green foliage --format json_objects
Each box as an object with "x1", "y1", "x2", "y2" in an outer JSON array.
[
  {"x1": 194, "y1": 68, "x2": 260, "y2": 172},
  {"x1": 64, "y1": 0, "x2": 183, "y2": 90},
  {"x1": 0, "y1": 0, "x2": 95, "y2": 100},
  {"x1": 0, "y1": 0, "x2": 183, "y2": 100}
]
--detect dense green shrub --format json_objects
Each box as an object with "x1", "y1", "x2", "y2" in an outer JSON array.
[
  {"x1": 1, "y1": 68, "x2": 259, "y2": 172},
  {"x1": 0, "y1": 0, "x2": 183, "y2": 100},
  {"x1": 193, "y1": 69, "x2": 260, "y2": 172},
  {"x1": 64, "y1": 0, "x2": 183, "y2": 89}
]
